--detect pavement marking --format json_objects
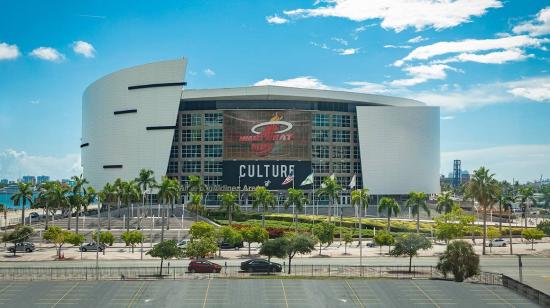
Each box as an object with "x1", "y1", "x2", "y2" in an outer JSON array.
[
  {"x1": 126, "y1": 281, "x2": 146, "y2": 308},
  {"x1": 202, "y1": 278, "x2": 212, "y2": 308},
  {"x1": 411, "y1": 281, "x2": 442, "y2": 308},
  {"x1": 50, "y1": 282, "x2": 79, "y2": 308},
  {"x1": 345, "y1": 280, "x2": 365, "y2": 308},
  {"x1": 481, "y1": 285, "x2": 515, "y2": 307},
  {"x1": 280, "y1": 280, "x2": 289, "y2": 308}
]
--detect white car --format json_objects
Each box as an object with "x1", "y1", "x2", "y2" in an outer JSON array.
[
  {"x1": 488, "y1": 238, "x2": 507, "y2": 247},
  {"x1": 177, "y1": 239, "x2": 189, "y2": 249}
]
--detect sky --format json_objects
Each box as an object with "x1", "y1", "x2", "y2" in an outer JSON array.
[{"x1": 0, "y1": 0, "x2": 549, "y2": 183}]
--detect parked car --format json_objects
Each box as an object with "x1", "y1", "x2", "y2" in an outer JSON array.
[
  {"x1": 366, "y1": 242, "x2": 376, "y2": 248},
  {"x1": 241, "y1": 259, "x2": 282, "y2": 273},
  {"x1": 488, "y1": 238, "x2": 507, "y2": 247},
  {"x1": 177, "y1": 239, "x2": 190, "y2": 249},
  {"x1": 188, "y1": 260, "x2": 222, "y2": 273},
  {"x1": 79, "y1": 242, "x2": 106, "y2": 252},
  {"x1": 220, "y1": 241, "x2": 244, "y2": 250},
  {"x1": 7, "y1": 242, "x2": 35, "y2": 253},
  {"x1": 29, "y1": 212, "x2": 40, "y2": 219}
]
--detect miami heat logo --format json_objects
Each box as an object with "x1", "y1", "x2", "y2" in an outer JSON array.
[{"x1": 239, "y1": 113, "x2": 294, "y2": 157}]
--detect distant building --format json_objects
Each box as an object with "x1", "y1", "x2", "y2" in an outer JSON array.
[
  {"x1": 0, "y1": 179, "x2": 8, "y2": 185},
  {"x1": 36, "y1": 176, "x2": 50, "y2": 184},
  {"x1": 61, "y1": 179, "x2": 75, "y2": 187},
  {"x1": 461, "y1": 170, "x2": 470, "y2": 183},
  {"x1": 21, "y1": 176, "x2": 36, "y2": 185}
]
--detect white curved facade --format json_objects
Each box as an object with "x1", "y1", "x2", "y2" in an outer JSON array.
[
  {"x1": 82, "y1": 59, "x2": 439, "y2": 195},
  {"x1": 82, "y1": 59, "x2": 187, "y2": 190}
]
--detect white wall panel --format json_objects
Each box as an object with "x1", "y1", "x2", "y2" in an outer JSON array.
[
  {"x1": 82, "y1": 59, "x2": 187, "y2": 190},
  {"x1": 356, "y1": 106, "x2": 440, "y2": 195}
]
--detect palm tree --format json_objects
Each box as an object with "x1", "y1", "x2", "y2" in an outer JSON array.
[
  {"x1": 540, "y1": 185, "x2": 550, "y2": 209},
  {"x1": 71, "y1": 175, "x2": 89, "y2": 234},
  {"x1": 219, "y1": 192, "x2": 239, "y2": 226},
  {"x1": 188, "y1": 175, "x2": 206, "y2": 193},
  {"x1": 284, "y1": 188, "x2": 308, "y2": 233},
  {"x1": 48, "y1": 183, "x2": 70, "y2": 228},
  {"x1": 351, "y1": 188, "x2": 369, "y2": 261},
  {"x1": 113, "y1": 178, "x2": 124, "y2": 218},
  {"x1": 136, "y1": 169, "x2": 156, "y2": 229},
  {"x1": 251, "y1": 186, "x2": 276, "y2": 227},
  {"x1": 405, "y1": 192, "x2": 430, "y2": 233},
  {"x1": 187, "y1": 192, "x2": 204, "y2": 222},
  {"x1": 99, "y1": 183, "x2": 116, "y2": 230},
  {"x1": 496, "y1": 186, "x2": 514, "y2": 233},
  {"x1": 516, "y1": 186, "x2": 537, "y2": 229},
  {"x1": 121, "y1": 181, "x2": 141, "y2": 232},
  {"x1": 157, "y1": 176, "x2": 176, "y2": 241},
  {"x1": 316, "y1": 176, "x2": 342, "y2": 223},
  {"x1": 10, "y1": 182, "x2": 34, "y2": 225},
  {"x1": 378, "y1": 197, "x2": 400, "y2": 231},
  {"x1": 0, "y1": 203, "x2": 7, "y2": 241},
  {"x1": 466, "y1": 167, "x2": 499, "y2": 255},
  {"x1": 436, "y1": 192, "x2": 455, "y2": 218},
  {"x1": 501, "y1": 195, "x2": 515, "y2": 255},
  {"x1": 83, "y1": 186, "x2": 97, "y2": 218},
  {"x1": 37, "y1": 181, "x2": 59, "y2": 230}
]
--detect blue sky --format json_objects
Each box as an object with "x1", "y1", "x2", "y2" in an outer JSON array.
[{"x1": 0, "y1": 0, "x2": 549, "y2": 182}]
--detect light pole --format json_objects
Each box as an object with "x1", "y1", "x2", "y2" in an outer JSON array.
[
  {"x1": 516, "y1": 254, "x2": 523, "y2": 282},
  {"x1": 96, "y1": 196, "x2": 101, "y2": 280}
]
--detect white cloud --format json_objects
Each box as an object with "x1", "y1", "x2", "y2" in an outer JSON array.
[
  {"x1": 513, "y1": 6, "x2": 550, "y2": 37},
  {"x1": 336, "y1": 48, "x2": 359, "y2": 55},
  {"x1": 440, "y1": 116, "x2": 455, "y2": 120},
  {"x1": 408, "y1": 36, "x2": 428, "y2": 44},
  {"x1": 433, "y1": 48, "x2": 532, "y2": 64},
  {"x1": 0, "y1": 149, "x2": 82, "y2": 181},
  {"x1": 389, "y1": 64, "x2": 457, "y2": 87},
  {"x1": 72, "y1": 40, "x2": 95, "y2": 58},
  {"x1": 203, "y1": 68, "x2": 216, "y2": 77},
  {"x1": 283, "y1": 0, "x2": 503, "y2": 32},
  {"x1": 266, "y1": 15, "x2": 289, "y2": 24},
  {"x1": 384, "y1": 45, "x2": 411, "y2": 49},
  {"x1": 254, "y1": 76, "x2": 330, "y2": 90},
  {"x1": 344, "y1": 81, "x2": 390, "y2": 94},
  {"x1": 30, "y1": 100, "x2": 40, "y2": 105},
  {"x1": 0, "y1": 42, "x2": 20, "y2": 60},
  {"x1": 29, "y1": 47, "x2": 65, "y2": 62},
  {"x1": 507, "y1": 77, "x2": 550, "y2": 102},
  {"x1": 441, "y1": 144, "x2": 550, "y2": 182},
  {"x1": 332, "y1": 37, "x2": 348, "y2": 46},
  {"x1": 395, "y1": 35, "x2": 548, "y2": 66}
]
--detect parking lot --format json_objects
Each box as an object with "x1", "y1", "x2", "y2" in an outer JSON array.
[{"x1": 0, "y1": 279, "x2": 537, "y2": 307}]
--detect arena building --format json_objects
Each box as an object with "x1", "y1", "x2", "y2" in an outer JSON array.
[{"x1": 82, "y1": 59, "x2": 440, "y2": 206}]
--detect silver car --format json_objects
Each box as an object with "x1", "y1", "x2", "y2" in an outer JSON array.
[
  {"x1": 488, "y1": 238, "x2": 507, "y2": 247},
  {"x1": 79, "y1": 242, "x2": 106, "y2": 252},
  {"x1": 8, "y1": 242, "x2": 35, "y2": 253}
]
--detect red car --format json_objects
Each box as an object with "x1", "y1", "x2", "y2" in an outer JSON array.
[{"x1": 188, "y1": 260, "x2": 222, "y2": 273}]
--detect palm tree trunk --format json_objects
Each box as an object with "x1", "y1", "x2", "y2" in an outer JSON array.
[
  {"x1": 524, "y1": 204, "x2": 529, "y2": 229},
  {"x1": 328, "y1": 198, "x2": 332, "y2": 223},
  {"x1": 482, "y1": 205, "x2": 487, "y2": 255},
  {"x1": 167, "y1": 205, "x2": 171, "y2": 230},
  {"x1": 76, "y1": 204, "x2": 80, "y2": 234},
  {"x1": 262, "y1": 210, "x2": 266, "y2": 228},
  {"x1": 416, "y1": 211, "x2": 420, "y2": 233},
  {"x1": 228, "y1": 206, "x2": 232, "y2": 226},
  {"x1": 509, "y1": 212, "x2": 513, "y2": 255},
  {"x1": 45, "y1": 205, "x2": 49, "y2": 230},
  {"x1": 108, "y1": 203, "x2": 111, "y2": 230},
  {"x1": 21, "y1": 200, "x2": 26, "y2": 225},
  {"x1": 295, "y1": 210, "x2": 298, "y2": 234},
  {"x1": 160, "y1": 205, "x2": 165, "y2": 242},
  {"x1": 498, "y1": 204, "x2": 502, "y2": 232},
  {"x1": 126, "y1": 203, "x2": 131, "y2": 232},
  {"x1": 67, "y1": 206, "x2": 72, "y2": 230},
  {"x1": 117, "y1": 199, "x2": 121, "y2": 218},
  {"x1": 387, "y1": 210, "x2": 391, "y2": 231}
]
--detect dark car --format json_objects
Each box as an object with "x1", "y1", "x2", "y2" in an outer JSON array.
[
  {"x1": 8, "y1": 242, "x2": 36, "y2": 253},
  {"x1": 241, "y1": 259, "x2": 282, "y2": 273},
  {"x1": 79, "y1": 242, "x2": 106, "y2": 252},
  {"x1": 188, "y1": 260, "x2": 222, "y2": 273},
  {"x1": 29, "y1": 212, "x2": 40, "y2": 219},
  {"x1": 220, "y1": 241, "x2": 244, "y2": 250}
]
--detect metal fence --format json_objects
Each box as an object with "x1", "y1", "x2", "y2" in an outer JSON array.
[{"x1": 0, "y1": 265, "x2": 443, "y2": 281}]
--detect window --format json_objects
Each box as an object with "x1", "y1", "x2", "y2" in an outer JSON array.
[
  {"x1": 173, "y1": 130, "x2": 179, "y2": 142},
  {"x1": 180, "y1": 176, "x2": 189, "y2": 186},
  {"x1": 332, "y1": 146, "x2": 351, "y2": 159},
  {"x1": 353, "y1": 131, "x2": 358, "y2": 143},
  {"x1": 204, "y1": 128, "x2": 223, "y2": 141},
  {"x1": 353, "y1": 115, "x2": 358, "y2": 128},
  {"x1": 204, "y1": 161, "x2": 222, "y2": 173},
  {"x1": 353, "y1": 146, "x2": 360, "y2": 159},
  {"x1": 332, "y1": 114, "x2": 351, "y2": 127},
  {"x1": 167, "y1": 161, "x2": 178, "y2": 173},
  {"x1": 182, "y1": 145, "x2": 201, "y2": 158},
  {"x1": 314, "y1": 176, "x2": 323, "y2": 188},
  {"x1": 205, "y1": 144, "x2": 222, "y2": 157},
  {"x1": 332, "y1": 130, "x2": 350, "y2": 143},
  {"x1": 312, "y1": 130, "x2": 329, "y2": 142},
  {"x1": 182, "y1": 129, "x2": 201, "y2": 142},
  {"x1": 312, "y1": 145, "x2": 329, "y2": 159},
  {"x1": 354, "y1": 162, "x2": 362, "y2": 174},
  {"x1": 181, "y1": 113, "x2": 201, "y2": 126},
  {"x1": 205, "y1": 113, "x2": 223, "y2": 126},
  {"x1": 204, "y1": 176, "x2": 222, "y2": 186},
  {"x1": 333, "y1": 162, "x2": 350, "y2": 173},
  {"x1": 313, "y1": 161, "x2": 329, "y2": 174},
  {"x1": 313, "y1": 114, "x2": 330, "y2": 127},
  {"x1": 337, "y1": 176, "x2": 350, "y2": 186},
  {"x1": 182, "y1": 161, "x2": 201, "y2": 173},
  {"x1": 170, "y1": 145, "x2": 178, "y2": 158}
]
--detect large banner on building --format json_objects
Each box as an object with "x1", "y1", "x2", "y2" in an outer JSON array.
[{"x1": 223, "y1": 110, "x2": 311, "y2": 190}]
